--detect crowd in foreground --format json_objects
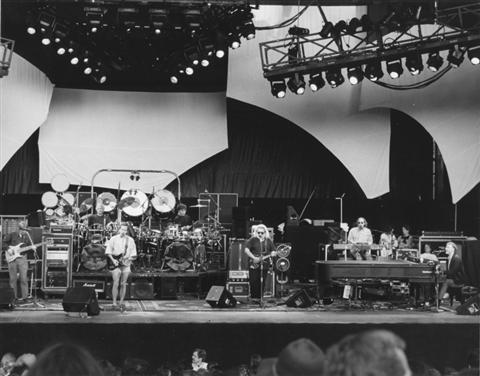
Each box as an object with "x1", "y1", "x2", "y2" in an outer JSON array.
[{"x1": 0, "y1": 330, "x2": 478, "y2": 376}]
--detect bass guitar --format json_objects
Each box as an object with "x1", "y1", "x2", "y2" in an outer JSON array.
[
  {"x1": 5, "y1": 241, "x2": 51, "y2": 263},
  {"x1": 249, "y1": 253, "x2": 276, "y2": 270}
]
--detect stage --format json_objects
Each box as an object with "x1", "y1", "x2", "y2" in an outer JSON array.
[{"x1": 0, "y1": 298, "x2": 478, "y2": 324}]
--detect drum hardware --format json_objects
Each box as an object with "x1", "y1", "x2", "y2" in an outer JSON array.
[{"x1": 190, "y1": 204, "x2": 207, "y2": 208}]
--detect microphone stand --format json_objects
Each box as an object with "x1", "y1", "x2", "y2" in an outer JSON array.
[
  {"x1": 23, "y1": 247, "x2": 45, "y2": 308},
  {"x1": 260, "y1": 240, "x2": 265, "y2": 309}
]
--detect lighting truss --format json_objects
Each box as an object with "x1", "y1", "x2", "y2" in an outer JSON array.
[
  {"x1": 260, "y1": 3, "x2": 480, "y2": 84},
  {"x1": 0, "y1": 38, "x2": 15, "y2": 78}
]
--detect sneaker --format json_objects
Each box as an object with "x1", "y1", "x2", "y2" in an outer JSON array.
[{"x1": 119, "y1": 303, "x2": 126, "y2": 313}]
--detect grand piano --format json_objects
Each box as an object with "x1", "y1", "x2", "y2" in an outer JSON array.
[{"x1": 315, "y1": 260, "x2": 443, "y2": 301}]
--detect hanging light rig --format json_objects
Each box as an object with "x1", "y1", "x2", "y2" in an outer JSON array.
[
  {"x1": 24, "y1": 2, "x2": 257, "y2": 86},
  {"x1": 260, "y1": 3, "x2": 480, "y2": 98}
]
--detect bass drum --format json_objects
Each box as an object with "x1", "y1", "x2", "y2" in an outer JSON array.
[
  {"x1": 164, "y1": 241, "x2": 193, "y2": 271},
  {"x1": 121, "y1": 190, "x2": 149, "y2": 217}
]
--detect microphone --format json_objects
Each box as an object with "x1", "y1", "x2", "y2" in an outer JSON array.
[{"x1": 335, "y1": 193, "x2": 346, "y2": 200}]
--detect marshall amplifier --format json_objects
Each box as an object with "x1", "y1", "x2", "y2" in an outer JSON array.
[
  {"x1": 226, "y1": 281, "x2": 250, "y2": 299},
  {"x1": 73, "y1": 280, "x2": 105, "y2": 294}
]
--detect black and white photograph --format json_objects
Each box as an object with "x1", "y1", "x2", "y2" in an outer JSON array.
[{"x1": 0, "y1": 0, "x2": 479, "y2": 375}]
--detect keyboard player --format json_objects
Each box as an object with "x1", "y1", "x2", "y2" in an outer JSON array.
[{"x1": 347, "y1": 217, "x2": 373, "y2": 260}]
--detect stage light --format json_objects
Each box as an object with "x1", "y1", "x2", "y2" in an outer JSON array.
[
  {"x1": 185, "y1": 46, "x2": 200, "y2": 66},
  {"x1": 288, "y1": 26, "x2": 309, "y2": 36},
  {"x1": 468, "y1": 46, "x2": 480, "y2": 65},
  {"x1": 386, "y1": 59, "x2": 403, "y2": 79},
  {"x1": 364, "y1": 61, "x2": 384, "y2": 81},
  {"x1": 227, "y1": 32, "x2": 241, "y2": 49},
  {"x1": 270, "y1": 79, "x2": 286, "y2": 98},
  {"x1": 70, "y1": 56, "x2": 79, "y2": 65},
  {"x1": 198, "y1": 37, "x2": 214, "y2": 66},
  {"x1": 309, "y1": 73, "x2": 325, "y2": 92},
  {"x1": 149, "y1": 9, "x2": 167, "y2": 35},
  {"x1": 240, "y1": 21, "x2": 255, "y2": 40},
  {"x1": 287, "y1": 73, "x2": 306, "y2": 95},
  {"x1": 405, "y1": 53, "x2": 423, "y2": 75},
  {"x1": 26, "y1": 13, "x2": 37, "y2": 35},
  {"x1": 214, "y1": 30, "x2": 227, "y2": 58},
  {"x1": 447, "y1": 46, "x2": 464, "y2": 68},
  {"x1": 84, "y1": 7, "x2": 104, "y2": 33},
  {"x1": 41, "y1": 34, "x2": 52, "y2": 46},
  {"x1": 320, "y1": 22, "x2": 334, "y2": 38},
  {"x1": 426, "y1": 51, "x2": 443, "y2": 71},
  {"x1": 326, "y1": 68, "x2": 344, "y2": 88},
  {"x1": 276, "y1": 258, "x2": 290, "y2": 272},
  {"x1": 334, "y1": 20, "x2": 347, "y2": 35},
  {"x1": 38, "y1": 11, "x2": 55, "y2": 33},
  {"x1": 347, "y1": 18, "x2": 362, "y2": 34},
  {"x1": 56, "y1": 44, "x2": 66, "y2": 55},
  {"x1": 92, "y1": 64, "x2": 107, "y2": 84},
  {"x1": 347, "y1": 66, "x2": 363, "y2": 85}
]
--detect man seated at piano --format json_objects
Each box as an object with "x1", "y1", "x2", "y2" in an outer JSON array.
[{"x1": 347, "y1": 217, "x2": 373, "y2": 260}]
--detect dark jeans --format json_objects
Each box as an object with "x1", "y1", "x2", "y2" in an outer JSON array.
[
  {"x1": 8, "y1": 257, "x2": 29, "y2": 299},
  {"x1": 249, "y1": 267, "x2": 268, "y2": 299}
]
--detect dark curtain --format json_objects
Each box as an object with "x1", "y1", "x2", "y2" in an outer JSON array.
[
  {"x1": 0, "y1": 129, "x2": 49, "y2": 194},
  {"x1": 167, "y1": 98, "x2": 365, "y2": 199}
]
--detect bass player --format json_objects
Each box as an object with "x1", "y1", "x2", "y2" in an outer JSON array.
[
  {"x1": 105, "y1": 223, "x2": 137, "y2": 310},
  {"x1": 2, "y1": 221, "x2": 36, "y2": 302}
]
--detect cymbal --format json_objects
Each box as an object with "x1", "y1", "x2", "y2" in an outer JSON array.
[
  {"x1": 151, "y1": 189, "x2": 176, "y2": 213},
  {"x1": 97, "y1": 192, "x2": 117, "y2": 212},
  {"x1": 190, "y1": 204, "x2": 207, "y2": 208},
  {"x1": 117, "y1": 196, "x2": 136, "y2": 209}
]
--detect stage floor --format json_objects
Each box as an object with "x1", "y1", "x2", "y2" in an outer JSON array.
[{"x1": 0, "y1": 299, "x2": 478, "y2": 324}]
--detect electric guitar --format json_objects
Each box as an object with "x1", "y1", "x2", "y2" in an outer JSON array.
[
  {"x1": 249, "y1": 252, "x2": 277, "y2": 270},
  {"x1": 5, "y1": 241, "x2": 50, "y2": 263},
  {"x1": 107, "y1": 254, "x2": 133, "y2": 270}
]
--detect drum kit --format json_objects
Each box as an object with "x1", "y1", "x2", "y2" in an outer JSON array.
[{"x1": 41, "y1": 174, "x2": 225, "y2": 274}]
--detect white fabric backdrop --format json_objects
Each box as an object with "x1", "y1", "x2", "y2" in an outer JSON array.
[
  {"x1": 38, "y1": 89, "x2": 228, "y2": 193},
  {"x1": 227, "y1": 6, "x2": 392, "y2": 199},
  {"x1": 0, "y1": 52, "x2": 54, "y2": 170}
]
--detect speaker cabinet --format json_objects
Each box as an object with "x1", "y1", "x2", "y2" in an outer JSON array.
[
  {"x1": 159, "y1": 277, "x2": 177, "y2": 300},
  {"x1": 284, "y1": 289, "x2": 315, "y2": 308},
  {"x1": 0, "y1": 288, "x2": 15, "y2": 309},
  {"x1": 105, "y1": 282, "x2": 131, "y2": 300},
  {"x1": 62, "y1": 287, "x2": 100, "y2": 316},
  {"x1": 130, "y1": 279, "x2": 154, "y2": 300},
  {"x1": 205, "y1": 285, "x2": 237, "y2": 308}
]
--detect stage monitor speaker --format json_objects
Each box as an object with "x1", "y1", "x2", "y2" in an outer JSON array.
[
  {"x1": 456, "y1": 294, "x2": 480, "y2": 315},
  {"x1": 0, "y1": 288, "x2": 15, "y2": 309},
  {"x1": 62, "y1": 287, "x2": 100, "y2": 316},
  {"x1": 130, "y1": 279, "x2": 154, "y2": 300},
  {"x1": 205, "y1": 286, "x2": 237, "y2": 308},
  {"x1": 159, "y1": 277, "x2": 177, "y2": 300},
  {"x1": 285, "y1": 289, "x2": 315, "y2": 308}
]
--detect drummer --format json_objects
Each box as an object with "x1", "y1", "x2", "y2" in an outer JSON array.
[
  {"x1": 81, "y1": 203, "x2": 111, "y2": 228},
  {"x1": 174, "y1": 203, "x2": 192, "y2": 231}
]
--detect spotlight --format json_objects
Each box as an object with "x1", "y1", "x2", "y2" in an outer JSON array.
[
  {"x1": 347, "y1": 66, "x2": 363, "y2": 85},
  {"x1": 214, "y1": 30, "x2": 227, "y2": 58},
  {"x1": 287, "y1": 73, "x2": 306, "y2": 95},
  {"x1": 347, "y1": 18, "x2": 362, "y2": 34},
  {"x1": 426, "y1": 51, "x2": 443, "y2": 72},
  {"x1": 227, "y1": 32, "x2": 241, "y2": 49},
  {"x1": 26, "y1": 13, "x2": 37, "y2": 35},
  {"x1": 93, "y1": 70, "x2": 107, "y2": 84},
  {"x1": 70, "y1": 56, "x2": 79, "y2": 65},
  {"x1": 325, "y1": 68, "x2": 344, "y2": 88},
  {"x1": 169, "y1": 73, "x2": 179, "y2": 84},
  {"x1": 41, "y1": 34, "x2": 52, "y2": 46},
  {"x1": 84, "y1": 6, "x2": 104, "y2": 33},
  {"x1": 320, "y1": 22, "x2": 334, "y2": 38},
  {"x1": 83, "y1": 66, "x2": 92, "y2": 75},
  {"x1": 288, "y1": 26, "x2": 309, "y2": 36},
  {"x1": 334, "y1": 20, "x2": 347, "y2": 35},
  {"x1": 38, "y1": 11, "x2": 55, "y2": 33},
  {"x1": 149, "y1": 9, "x2": 167, "y2": 35},
  {"x1": 198, "y1": 37, "x2": 215, "y2": 66},
  {"x1": 185, "y1": 46, "x2": 200, "y2": 66},
  {"x1": 309, "y1": 73, "x2": 325, "y2": 92},
  {"x1": 405, "y1": 54, "x2": 423, "y2": 75},
  {"x1": 468, "y1": 46, "x2": 480, "y2": 65},
  {"x1": 364, "y1": 61, "x2": 384, "y2": 81},
  {"x1": 386, "y1": 59, "x2": 403, "y2": 79},
  {"x1": 447, "y1": 46, "x2": 464, "y2": 68},
  {"x1": 56, "y1": 44, "x2": 66, "y2": 55},
  {"x1": 275, "y1": 257, "x2": 290, "y2": 272},
  {"x1": 270, "y1": 79, "x2": 286, "y2": 98},
  {"x1": 240, "y1": 21, "x2": 256, "y2": 40}
]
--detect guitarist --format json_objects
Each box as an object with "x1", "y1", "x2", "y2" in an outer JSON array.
[
  {"x1": 2, "y1": 221, "x2": 36, "y2": 302},
  {"x1": 244, "y1": 224, "x2": 277, "y2": 301},
  {"x1": 105, "y1": 223, "x2": 137, "y2": 309}
]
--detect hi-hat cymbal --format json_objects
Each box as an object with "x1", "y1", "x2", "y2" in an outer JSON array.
[{"x1": 190, "y1": 204, "x2": 207, "y2": 208}]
